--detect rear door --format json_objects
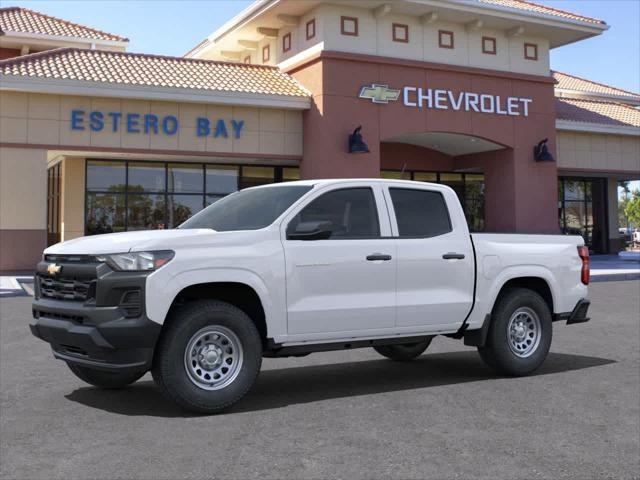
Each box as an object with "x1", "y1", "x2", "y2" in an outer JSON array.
[
  {"x1": 384, "y1": 185, "x2": 474, "y2": 330},
  {"x1": 282, "y1": 184, "x2": 396, "y2": 339}
]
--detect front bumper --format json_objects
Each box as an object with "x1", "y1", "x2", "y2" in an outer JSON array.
[{"x1": 31, "y1": 265, "x2": 162, "y2": 373}]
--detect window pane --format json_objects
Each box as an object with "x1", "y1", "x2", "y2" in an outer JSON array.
[
  {"x1": 86, "y1": 193, "x2": 126, "y2": 235},
  {"x1": 128, "y1": 162, "x2": 165, "y2": 192},
  {"x1": 87, "y1": 160, "x2": 126, "y2": 192},
  {"x1": 206, "y1": 166, "x2": 239, "y2": 194},
  {"x1": 282, "y1": 167, "x2": 300, "y2": 182},
  {"x1": 167, "y1": 195, "x2": 204, "y2": 228},
  {"x1": 127, "y1": 194, "x2": 166, "y2": 230},
  {"x1": 564, "y1": 180, "x2": 584, "y2": 201},
  {"x1": 465, "y1": 174, "x2": 485, "y2": 232},
  {"x1": 168, "y1": 164, "x2": 203, "y2": 193},
  {"x1": 182, "y1": 186, "x2": 311, "y2": 231},
  {"x1": 413, "y1": 172, "x2": 438, "y2": 182},
  {"x1": 390, "y1": 188, "x2": 452, "y2": 238},
  {"x1": 241, "y1": 166, "x2": 275, "y2": 189},
  {"x1": 564, "y1": 201, "x2": 585, "y2": 235},
  {"x1": 440, "y1": 173, "x2": 464, "y2": 203},
  {"x1": 290, "y1": 188, "x2": 380, "y2": 239},
  {"x1": 382, "y1": 170, "x2": 411, "y2": 180}
]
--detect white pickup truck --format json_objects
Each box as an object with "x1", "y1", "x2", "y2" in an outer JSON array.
[{"x1": 31, "y1": 179, "x2": 591, "y2": 413}]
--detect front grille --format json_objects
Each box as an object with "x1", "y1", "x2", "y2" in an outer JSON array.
[{"x1": 39, "y1": 275, "x2": 94, "y2": 301}]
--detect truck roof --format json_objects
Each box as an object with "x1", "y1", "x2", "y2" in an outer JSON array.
[{"x1": 257, "y1": 178, "x2": 444, "y2": 189}]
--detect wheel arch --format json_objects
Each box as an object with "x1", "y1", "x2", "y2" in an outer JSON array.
[
  {"x1": 167, "y1": 281, "x2": 269, "y2": 349},
  {"x1": 493, "y1": 276, "x2": 555, "y2": 316}
]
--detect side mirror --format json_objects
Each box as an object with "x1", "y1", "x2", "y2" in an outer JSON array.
[{"x1": 287, "y1": 221, "x2": 333, "y2": 241}]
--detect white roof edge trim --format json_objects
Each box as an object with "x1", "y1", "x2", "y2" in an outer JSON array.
[
  {"x1": 445, "y1": 0, "x2": 608, "y2": 30},
  {"x1": 0, "y1": 30, "x2": 129, "y2": 47},
  {"x1": 0, "y1": 75, "x2": 311, "y2": 110},
  {"x1": 556, "y1": 119, "x2": 640, "y2": 137},
  {"x1": 555, "y1": 89, "x2": 640, "y2": 107},
  {"x1": 185, "y1": 0, "x2": 277, "y2": 57}
]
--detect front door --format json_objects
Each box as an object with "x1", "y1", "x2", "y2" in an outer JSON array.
[{"x1": 283, "y1": 186, "x2": 396, "y2": 338}]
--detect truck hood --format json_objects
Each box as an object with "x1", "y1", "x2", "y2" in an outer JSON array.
[{"x1": 44, "y1": 229, "x2": 216, "y2": 255}]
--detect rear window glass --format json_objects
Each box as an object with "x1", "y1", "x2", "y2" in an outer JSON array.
[{"x1": 389, "y1": 188, "x2": 452, "y2": 238}]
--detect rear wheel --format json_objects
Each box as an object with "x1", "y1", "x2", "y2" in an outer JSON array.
[
  {"x1": 152, "y1": 300, "x2": 262, "y2": 414},
  {"x1": 373, "y1": 337, "x2": 433, "y2": 362},
  {"x1": 67, "y1": 364, "x2": 145, "y2": 389},
  {"x1": 478, "y1": 288, "x2": 552, "y2": 376}
]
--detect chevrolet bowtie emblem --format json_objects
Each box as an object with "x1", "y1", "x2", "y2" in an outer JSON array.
[
  {"x1": 47, "y1": 263, "x2": 62, "y2": 275},
  {"x1": 359, "y1": 84, "x2": 401, "y2": 104}
]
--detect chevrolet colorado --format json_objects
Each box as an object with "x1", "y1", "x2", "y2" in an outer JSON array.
[{"x1": 31, "y1": 179, "x2": 591, "y2": 413}]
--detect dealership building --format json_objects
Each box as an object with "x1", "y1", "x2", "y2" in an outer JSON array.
[{"x1": 1, "y1": 0, "x2": 639, "y2": 271}]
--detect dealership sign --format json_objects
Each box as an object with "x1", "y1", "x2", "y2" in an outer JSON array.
[
  {"x1": 359, "y1": 84, "x2": 532, "y2": 117},
  {"x1": 70, "y1": 110, "x2": 245, "y2": 138}
]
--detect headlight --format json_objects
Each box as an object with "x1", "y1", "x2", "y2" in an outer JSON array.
[{"x1": 96, "y1": 251, "x2": 174, "y2": 271}]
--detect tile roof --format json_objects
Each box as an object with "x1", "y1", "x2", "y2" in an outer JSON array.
[
  {"x1": 478, "y1": 0, "x2": 605, "y2": 25},
  {"x1": 0, "y1": 48, "x2": 310, "y2": 98},
  {"x1": 556, "y1": 98, "x2": 640, "y2": 128},
  {"x1": 0, "y1": 6, "x2": 128, "y2": 42},
  {"x1": 553, "y1": 71, "x2": 640, "y2": 101}
]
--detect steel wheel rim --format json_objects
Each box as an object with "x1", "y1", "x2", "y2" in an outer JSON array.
[
  {"x1": 183, "y1": 326, "x2": 243, "y2": 391},
  {"x1": 507, "y1": 307, "x2": 541, "y2": 358}
]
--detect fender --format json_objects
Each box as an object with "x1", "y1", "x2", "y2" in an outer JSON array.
[
  {"x1": 465, "y1": 264, "x2": 559, "y2": 330},
  {"x1": 145, "y1": 267, "x2": 283, "y2": 339}
]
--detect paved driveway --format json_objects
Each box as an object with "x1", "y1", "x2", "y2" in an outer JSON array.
[{"x1": 1, "y1": 281, "x2": 638, "y2": 480}]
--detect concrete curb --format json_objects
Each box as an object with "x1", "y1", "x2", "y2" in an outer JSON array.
[{"x1": 591, "y1": 273, "x2": 640, "y2": 282}]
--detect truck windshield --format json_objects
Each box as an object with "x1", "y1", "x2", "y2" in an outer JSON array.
[{"x1": 179, "y1": 185, "x2": 312, "y2": 231}]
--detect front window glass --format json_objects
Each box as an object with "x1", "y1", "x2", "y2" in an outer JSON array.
[
  {"x1": 181, "y1": 186, "x2": 311, "y2": 231},
  {"x1": 288, "y1": 188, "x2": 380, "y2": 239}
]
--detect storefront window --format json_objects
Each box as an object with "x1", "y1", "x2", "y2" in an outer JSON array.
[
  {"x1": 85, "y1": 160, "x2": 299, "y2": 235},
  {"x1": 128, "y1": 162, "x2": 165, "y2": 192},
  {"x1": 241, "y1": 166, "x2": 276, "y2": 189},
  {"x1": 46, "y1": 164, "x2": 62, "y2": 245},
  {"x1": 558, "y1": 177, "x2": 605, "y2": 252},
  {"x1": 86, "y1": 192, "x2": 126, "y2": 235},
  {"x1": 168, "y1": 163, "x2": 203, "y2": 193},
  {"x1": 380, "y1": 170, "x2": 485, "y2": 232}
]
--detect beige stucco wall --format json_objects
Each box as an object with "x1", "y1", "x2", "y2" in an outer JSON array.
[
  {"x1": 60, "y1": 157, "x2": 85, "y2": 241},
  {"x1": 557, "y1": 131, "x2": 640, "y2": 173},
  {"x1": 0, "y1": 147, "x2": 47, "y2": 230},
  {"x1": 0, "y1": 91, "x2": 303, "y2": 157}
]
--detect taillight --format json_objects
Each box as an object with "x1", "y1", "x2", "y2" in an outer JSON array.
[{"x1": 577, "y1": 246, "x2": 590, "y2": 285}]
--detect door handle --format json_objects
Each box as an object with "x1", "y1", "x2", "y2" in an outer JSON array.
[
  {"x1": 442, "y1": 253, "x2": 465, "y2": 260},
  {"x1": 367, "y1": 253, "x2": 392, "y2": 261}
]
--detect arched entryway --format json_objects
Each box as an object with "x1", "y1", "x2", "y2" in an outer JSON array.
[{"x1": 380, "y1": 132, "x2": 513, "y2": 232}]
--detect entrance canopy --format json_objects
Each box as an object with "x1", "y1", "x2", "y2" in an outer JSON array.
[{"x1": 383, "y1": 132, "x2": 506, "y2": 157}]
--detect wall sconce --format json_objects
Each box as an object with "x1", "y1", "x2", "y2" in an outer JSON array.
[
  {"x1": 534, "y1": 138, "x2": 554, "y2": 162},
  {"x1": 348, "y1": 126, "x2": 370, "y2": 154}
]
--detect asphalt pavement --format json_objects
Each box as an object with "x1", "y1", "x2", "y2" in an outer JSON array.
[{"x1": 1, "y1": 281, "x2": 639, "y2": 480}]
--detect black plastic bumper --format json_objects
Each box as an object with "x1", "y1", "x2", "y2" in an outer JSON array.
[
  {"x1": 554, "y1": 298, "x2": 591, "y2": 325},
  {"x1": 31, "y1": 268, "x2": 162, "y2": 373}
]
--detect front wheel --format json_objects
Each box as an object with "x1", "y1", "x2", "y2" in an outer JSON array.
[
  {"x1": 373, "y1": 337, "x2": 433, "y2": 361},
  {"x1": 67, "y1": 364, "x2": 145, "y2": 389},
  {"x1": 152, "y1": 300, "x2": 262, "y2": 414},
  {"x1": 478, "y1": 288, "x2": 552, "y2": 376}
]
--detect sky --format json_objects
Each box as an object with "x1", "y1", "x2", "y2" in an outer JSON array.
[{"x1": 8, "y1": 0, "x2": 640, "y2": 93}]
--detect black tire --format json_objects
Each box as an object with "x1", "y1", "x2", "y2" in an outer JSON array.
[
  {"x1": 67, "y1": 363, "x2": 145, "y2": 389},
  {"x1": 373, "y1": 337, "x2": 434, "y2": 362},
  {"x1": 478, "y1": 288, "x2": 552, "y2": 376},
  {"x1": 151, "y1": 300, "x2": 262, "y2": 414}
]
